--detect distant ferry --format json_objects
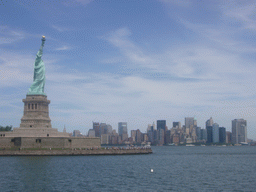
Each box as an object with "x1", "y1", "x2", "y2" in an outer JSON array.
[
  {"x1": 145, "y1": 144, "x2": 151, "y2": 148},
  {"x1": 144, "y1": 142, "x2": 151, "y2": 148},
  {"x1": 240, "y1": 142, "x2": 249, "y2": 145},
  {"x1": 168, "y1": 143, "x2": 175, "y2": 146},
  {"x1": 186, "y1": 144, "x2": 195, "y2": 147}
]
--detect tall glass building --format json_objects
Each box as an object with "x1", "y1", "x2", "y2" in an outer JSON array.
[
  {"x1": 232, "y1": 119, "x2": 247, "y2": 144},
  {"x1": 185, "y1": 117, "x2": 195, "y2": 128},
  {"x1": 206, "y1": 117, "x2": 214, "y2": 127},
  {"x1": 157, "y1": 120, "x2": 166, "y2": 131},
  {"x1": 219, "y1": 127, "x2": 226, "y2": 143},
  {"x1": 118, "y1": 122, "x2": 127, "y2": 136},
  {"x1": 212, "y1": 123, "x2": 219, "y2": 143},
  {"x1": 206, "y1": 126, "x2": 213, "y2": 143}
]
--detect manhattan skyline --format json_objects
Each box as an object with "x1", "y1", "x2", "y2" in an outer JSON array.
[{"x1": 1, "y1": 0, "x2": 256, "y2": 139}]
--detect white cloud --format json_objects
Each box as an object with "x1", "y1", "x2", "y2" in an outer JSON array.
[
  {"x1": 158, "y1": 0, "x2": 191, "y2": 7},
  {"x1": 63, "y1": 0, "x2": 93, "y2": 6},
  {"x1": 55, "y1": 46, "x2": 71, "y2": 51},
  {"x1": 74, "y1": 0, "x2": 93, "y2": 4},
  {"x1": 100, "y1": 57, "x2": 124, "y2": 64},
  {"x1": 104, "y1": 27, "x2": 256, "y2": 84},
  {"x1": 0, "y1": 26, "x2": 25, "y2": 44},
  {"x1": 104, "y1": 28, "x2": 155, "y2": 67},
  {"x1": 179, "y1": 19, "x2": 256, "y2": 54},
  {"x1": 52, "y1": 25, "x2": 70, "y2": 32},
  {"x1": 0, "y1": 53, "x2": 34, "y2": 87},
  {"x1": 222, "y1": 1, "x2": 256, "y2": 30}
]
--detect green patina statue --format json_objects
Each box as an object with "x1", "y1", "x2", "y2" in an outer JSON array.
[{"x1": 27, "y1": 36, "x2": 46, "y2": 95}]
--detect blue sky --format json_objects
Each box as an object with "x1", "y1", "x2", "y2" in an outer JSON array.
[{"x1": 1, "y1": 0, "x2": 256, "y2": 139}]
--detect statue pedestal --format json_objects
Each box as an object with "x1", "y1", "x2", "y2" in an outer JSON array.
[
  {"x1": 20, "y1": 95, "x2": 52, "y2": 129},
  {"x1": 4, "y1": 94, "x2": 70, "y2": 137}
]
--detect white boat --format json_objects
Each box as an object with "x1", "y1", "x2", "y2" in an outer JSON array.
[{"x1": 186, "y1": 144, "x2": 195, "y2": 147}]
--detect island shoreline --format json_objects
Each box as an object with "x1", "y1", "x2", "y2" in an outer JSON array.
[{"x1": 0, "y1": 148, "x2": 153, "y2": 156}]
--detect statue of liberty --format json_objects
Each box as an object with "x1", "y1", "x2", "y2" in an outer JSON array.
[{"x1": 27, "y1": 36, "x2": 46, "y2": 95}]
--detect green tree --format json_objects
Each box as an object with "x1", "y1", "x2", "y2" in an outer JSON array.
[{"x1": 0, "y1": 125, "x2": 13, "y2": 131}]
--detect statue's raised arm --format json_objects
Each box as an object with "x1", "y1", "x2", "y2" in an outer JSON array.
[
  {"x1": 36, "y1": 36, "x2": 45, "y2": 59},
  {"x1": 27, "y1": 36, "x2": 46, "y2": 95}
]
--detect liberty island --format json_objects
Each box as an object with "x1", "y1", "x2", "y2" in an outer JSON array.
[{"x1": 0, "y1": 36, "x2": 152, "y2": 155}]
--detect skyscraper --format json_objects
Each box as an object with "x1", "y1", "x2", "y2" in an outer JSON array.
[
  {"x1": 206, "y1": 117, "x2": 213, "y2": 128},
  {"x1": 212, "y1": 123, "x2": 219, "y2": 143},
  {"x1": 206, "y1": 126, "x2": 213, "y2": 143},
  {"x1": 219, "y1": 127, "x2": 226, "y2": 143},
  {"x1": 153, "y1": 129, "x2": 158, "y2": 145},
  {"x1": 118, "y1": 122, "x2": 127, "y2": 135},
  {"x1": 147, "y1": 123, "x2": 155, "y2": 132},
  {"x1": 99, "y1": 123, "x2": 107, "y2": 136},
  {"x1": 157, "y1": 120, "x2": 166, "y2": 145},
  {"x1": 88, "y1": 129, "x2": 95, "y2": 137},
  {"x1": 147, "y1": 130, "x2": 154, "y2": 143},
  {"x1": 173, "y1": 122, "x2": 181, "y2": 129},
  {"x1": 131, "y1": 130, "x2": 136, "y2": 143},
  {"x1": 165, "y1": 130, "x2": 171, "y2": 144},
  {"x1": 157, "y1": 120, "x2": 166, "y2": 131},
  {"x1": 226, "y1": 131, "x2": 231, "y2": 143},
  {"x1": 185, "y1": 117, "x2": 195, "y2": 129},
  {"x1": 136, "y1": 129, "x2": 142, "y2": 143},
  {"x1": 158, "y1": 128, "x2": 165, "y2": 145},
  {"x1": 106, "y1": 124, "x2": 112, "y2": 134},
  {"x1": 147, "y1": 124, "x2": 152, "y2": 132},
  {"x1": 101, "y1": 134, "x2": 110, "y2": 144},
  {"x1": 196, "y1": 127, "x2": 201, "y2": 142},
  {"x1": 232, "y1": 119, "x2": 247, "y2": 144},
  {"x1": 93, "y1": 122, "x2": 100, "y2": 137},
  {"x1": 200, "y1": 129, "x2": 207, "y2": 141},
  {"x1": 73, "y1": 130, "x2": 81, "y2": 137}
]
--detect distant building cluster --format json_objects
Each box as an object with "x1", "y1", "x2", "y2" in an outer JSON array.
[{"x1": 72, "y1": 118, "x2": 248, "y2": 146}]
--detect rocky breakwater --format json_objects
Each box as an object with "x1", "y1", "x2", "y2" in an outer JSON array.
[{"x1": 0, "y1": 147, "x2": 153, "y2": 156}]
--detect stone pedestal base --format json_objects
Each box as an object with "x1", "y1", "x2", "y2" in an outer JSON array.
[
  {"x1": 8, "y1": 127, "x2": 70, "y2": 137},
  {"x1": 20, "y1": 95, "x2": 52, "y2": 129},
  {"x1": 6, "y1": 94, "x2": 70, "y2": 138}
]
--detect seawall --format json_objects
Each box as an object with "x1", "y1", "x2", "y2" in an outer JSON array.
[{"x1": 0, "y1": 148, "x2": 152, "y2": 156}]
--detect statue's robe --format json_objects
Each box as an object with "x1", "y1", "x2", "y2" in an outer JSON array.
[{"x1": 28, "y1": 40, "x2": 46, "y2": 95}]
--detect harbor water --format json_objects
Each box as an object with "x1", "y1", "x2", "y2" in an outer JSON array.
[{"x1": 0, "y1": 146, "x2": 255, "y2": 191}]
